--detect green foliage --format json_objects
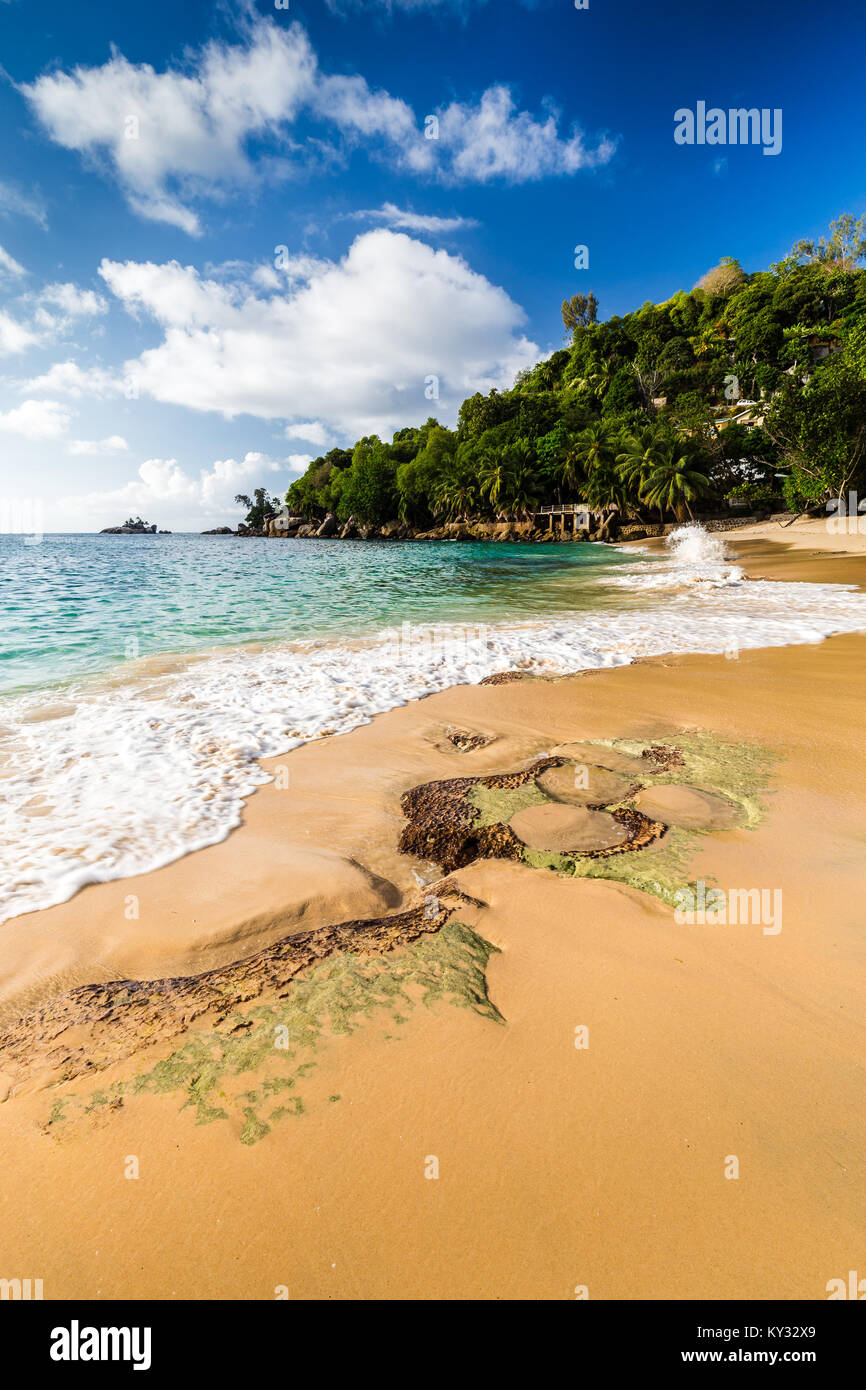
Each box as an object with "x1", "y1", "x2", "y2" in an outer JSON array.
[
  {"x1": 234, "y1": 488, "x2": 276, "y2": 532},
  {"x1": 779, "y1": 213, "x2": 866, "y2": 275},
  {"x1": 335, "y1": 436, "x2": 398, "y2": 524},
  {"x1": 561, "y1": 290, "x2": 599, "y2": 338},
  {"x1": 725, "y1": 481, "x2": 778, "y2": 511},
  {"x1": 396, "y1": 422, "x2": 455, "y2": 523},
  {"x1": 765, "y1": 356, "x2": 866, "y2": 504},
  {"x1": 270, "y1": 218, "x2": 866, "y2": 529}
]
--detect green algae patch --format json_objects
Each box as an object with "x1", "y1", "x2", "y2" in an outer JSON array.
[
  {"x1": 522, "y1": 733, "x2": 774, "y2": 907},
  {"x1": 46, "y1": 919, "x2": 502, "y2": 1146},
  {"x1": 522, "y1": 828, "x2": 695, "y2": 906},
  {"x1": 467, "y1": 780, "x2": 547, "y2": 828},
  {"x1": 559, "y1": 828, "x2": 697, "y2": 907},
  {"x1": 588, "y1": 733, "x2": 774, "y2": 829}
]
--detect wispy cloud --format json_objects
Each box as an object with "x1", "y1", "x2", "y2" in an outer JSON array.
[
  {"x1": 20, "y1": 20, "x2": 616, "y2": 234},
  {"x1": 0, "y1": 179, "x2": 48, "y2": 229},
  {"x1": 0, "y1": 244, "x2": 27, "y2": 280},
  {"x1": 348, "y1": 203, "x2": 478, "y2": 233},
  {"x1": 67, "y1": 435, "x2": 129, "y2": 456}
]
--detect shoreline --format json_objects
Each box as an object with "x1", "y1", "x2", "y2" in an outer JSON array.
[
  {"x1": 4, "y1": 526, "x2": 866, "y2": 935},
  {"x1": 1, "y1": 528, "x2": 865, "y2": 1298},
  {"x1": 0, "y1": 528, "x2": 864, "y2": 1022}
]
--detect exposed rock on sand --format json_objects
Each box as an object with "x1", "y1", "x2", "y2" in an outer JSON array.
[
  {"x1": 0, "y1": 845, "x2": 401, "y2": 1030},
  {"x1": 398, "y1": 756, "x2": 666, "y2": 874},
  {"x1": 446, "y1": 728, "x2": 494, "y2": 753},
  {"x1": 509, "y1": 803, "x2": 630, "y2": 852},
  {"x1": 632, "y1": 783, "x2": 740, "y2": 830},
  {"x1": 0, "y1": 886, "x2": 482, "y2": 1094},
  {"x1": 641, "y1": 743, "x2": 686, "y2": 772},
  {"x1": 535, "y1": 761, "x2": 631, "y2": 806}
]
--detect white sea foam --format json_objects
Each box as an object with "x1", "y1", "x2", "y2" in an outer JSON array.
[
  {"x1": 605, "y1": 523, "x2": 742, "y2": 589},
  {"x1": 2, "y1": 526, "x2": 866, "y2": 924}
]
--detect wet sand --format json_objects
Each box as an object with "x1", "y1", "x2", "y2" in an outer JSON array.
[{"x1": 0, "y1": 535, "x2": 864, "y2": 1300}]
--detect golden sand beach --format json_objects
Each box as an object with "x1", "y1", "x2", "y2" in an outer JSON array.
[{"x1": 1, "y1": 525, "x2": 864, "y2": 1301}]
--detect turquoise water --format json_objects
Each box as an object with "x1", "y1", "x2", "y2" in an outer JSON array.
[
  {"x1": 0, "y1": 532, "x2": 641, "y2": 697},
  {"x1": 4, "y1": 525, "x2": 866, "y2": 925}
]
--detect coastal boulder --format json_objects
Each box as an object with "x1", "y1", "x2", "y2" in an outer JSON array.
[{"x1": 315, "y1": 512, "x2": 338, "y2": 538}]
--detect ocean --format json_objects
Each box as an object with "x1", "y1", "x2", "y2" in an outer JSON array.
[{"x1": 2, "y1": 526, "x2": 865, "y2": 924}]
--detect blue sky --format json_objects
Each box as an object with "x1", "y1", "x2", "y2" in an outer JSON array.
[{"x1": 0, "y1": 0, "x2": 863, "y2": 530}]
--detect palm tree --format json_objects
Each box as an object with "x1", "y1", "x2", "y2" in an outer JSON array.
[
  {"x1": 616, "y1": 427, "x2": 668, "y2": 518},
  {"x1": 585, "y1": 459, "x2": 628, "y2": 512},
  {"x1": 433, "y1": 470, "x2": 478, "y2": 522},
  {"x1": 572, "y1": 422, "x2": 619, "y2": 477},
  {"x1": 502, "y1": 443, "x2": 542, "y2": 518},
  {"x1": 643, "y1": 441, "x2": 711, "y2": 521},
  {"x1": 587, "y1": 361, "x2": 615, "y2": 403},
  {"x1": 478, "y1": 453, "x2": 508, "y2": 514},
  {"x1": 570, "y1": 422, "x2": 626, "y2": 514},
  {"x1": 550, "y1": 442, "x2": 582, "y2": 501}
]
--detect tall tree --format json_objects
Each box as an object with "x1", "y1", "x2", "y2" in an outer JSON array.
[
  {"x1": 643, "y1": 442, "x2": 710, "y2": 521},
  {"x1": 561, "y1": 291, "x2": 599, "y2": 339}
]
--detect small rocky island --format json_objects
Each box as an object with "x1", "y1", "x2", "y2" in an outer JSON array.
[{"x1": 100, "y1": 516, "x2": 169, "y2": 534}]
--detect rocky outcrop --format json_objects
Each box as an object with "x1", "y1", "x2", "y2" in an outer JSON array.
[
  {"x1": 100, "y1": 522, "x2": 157, "y2": 534},
  {"x1": 398, "y1": 756, "x2": 667, "y2": 876},
  {"x1": 261, "y1": 509, "x2": 632, "y2": 545},
  {"x1": 0, "y1": 888, "x2": 480, "y2": 1092},
  {"x1": 201, "y1": 526, "x2": 235, "y2": 535},
  {"x1": 315, "y1": 512, "x2": 338, "y2": 538}
]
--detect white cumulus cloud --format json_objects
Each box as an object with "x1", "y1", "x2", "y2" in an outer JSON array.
[
  {"x1": 19, "y1": 24, "x2": 318, "y2": 235},
  {"x1": 36, "y1": 283, "x2": 108, "y2": 318},
  {"x1": 58, "y1": 451, "x2": 288, "y2": 532},
  {"x1": 98, "y1": 230, "x2": 539, "y2": 437},
  {"x1": 436, "y1": 85, "x2": 617, "y2": 183},
  {"x1": 0, "y1": 398, "x2": 71, "y2": 439},
  {"x1": 15, "y1": 360, "x2": 124, "y2": 398},
  {"x1": 0, "y1": 310, "x2": 39, "y2": 356}
]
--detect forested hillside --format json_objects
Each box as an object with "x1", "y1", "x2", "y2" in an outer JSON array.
[{"x1": 278, "y1": 216, "x2": 866, "y2": 530}]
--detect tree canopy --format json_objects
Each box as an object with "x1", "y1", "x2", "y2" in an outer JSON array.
[{"x1": 276, "y1": 214, "x2": 866, "y2": 530}]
